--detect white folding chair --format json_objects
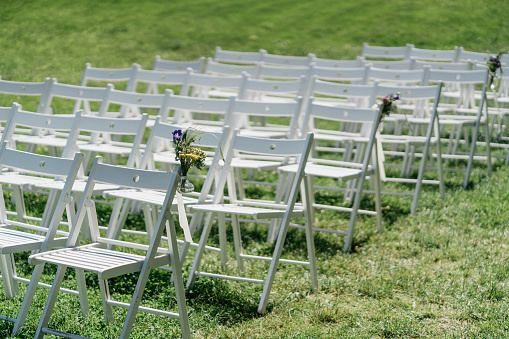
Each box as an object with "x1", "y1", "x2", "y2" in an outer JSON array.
[
  {"x1": 213, "y1": 46, "x2": 263, "y2": 64},
  {"x1": 186, "y1": 131, "x2": 317, "y2": 314},
  {"x1": 225, "y1": 96, "x2": 303, "y2": 139},
  {"x1": 238, "y1": 75, "x2": 307, "y2": 104},
  {"x1": 408, "y1": 46, "x2": 459, "y2": 62},
  {"x1": 374, "y1": 83, "x2": 445, "y2": 214},
  {"x1": 259, "y1": 50, "x2": 314, "y2": 66},
  {"x1": 456, "y1": 47, "x2": 494, "y2": 64},
  {"x1": 309, "y1": 55, "x2": 364, "y2": 68},
  {"x1": 361, "y1": 43, "x2": 412, "y2": 60},
  {"x1": 152, "y1": 55, "x2": 206, "y2": 73},
  {"x1": 0, "y1": 143, "x2": 86, "y2": 336},
  {"x1": 96, "y1": 86, "x2": 172, "y2": 127},
  {"x1": 283, "y1": 100, "x2": 384, "y2": 252},
  {"x1": 411, "y1": 58, "x2": 473, "y2": 71},
  {"x1": 360, "y1": 59, "x2": 414, "y2": 70},
  {"x1": 179, "y1": 71, "x2": 249, "y2": 100},
  {"x1": 133, "y1": 66, "x2": 191, "y2": 95},
  {"x1": 423, "y1": 68, "x2": 491, "y2": 188},
  {"x1": 78, "y1": 62, "x2": 139, "y2": 91},
  {"x1": 256, "y1": 62, "x2": 312, "y2": 81},
  {"x1": 0, "y1": 77, "x2": 52, "y2": 113},
  {"x1": 166, "y1": 93, "x2": 235, "y2": 128},
  {"x1": 40, "y1": 78, "x2": 113, "y2": 116},
  {"x1": 30, "y1": 158, "x2": 190, "y2": 339},
  {"x1": 364, "y1": 66, "x2": 427, "y2": 86},
  {"x1": 204, "y1": 58, "x2": 260, "y2": 77}
]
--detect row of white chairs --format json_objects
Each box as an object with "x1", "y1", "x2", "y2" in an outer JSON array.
[
  {"x1": 0, "y1": 97, "x2": 388, "y2": 337},
  {"x1": 213, "y1": 44, "x2": 509, "y2": 67}
]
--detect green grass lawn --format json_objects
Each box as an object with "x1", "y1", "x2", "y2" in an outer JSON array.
[{"x1": 1, "y1": 0, "x2": 509, "y2": 338}]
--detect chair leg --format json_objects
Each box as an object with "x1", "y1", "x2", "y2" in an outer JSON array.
[
  {"x1": 34, "y1": 265, "x2": 68, "y2": 339},
  {"x1": 12, "y1": 263, "x2": 46, "y2": 336},
  {"x1": 0, "y1": 253, "x2": 18, "y2": 298},
  {"x1": 218, "y1": 213, "x2": 228, "y2": 269},
  {"x1": 75, "y1": 268, "x2": 90, "y2": 316},
  {"x1": 10, "y1": 185, "x2": 26, "y2": 223},
  {"x1": 301, "y1": 180, "x2": 318, "y2": 292},
  {"x1": 120, "y1": 214, "x2": 191, "y2": 339},
  {"x1": 187, "y1": 212, "x2": 215, "y2": 290},
  {"x1": 99, "y1": 278, "x2": 114, "y2": 325},
  {"x1": 230, "y1": 214, "x2": 244, "y2": 274}
]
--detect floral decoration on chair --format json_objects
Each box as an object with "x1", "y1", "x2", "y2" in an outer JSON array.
[
  {"x1": 379, "y1": 93, "x2": 400, "y2": 122},
  {"x1": 172, "y1": 128, "x2": 206, "y2": 193},
  {"x1": 487, "y1": 53, "x2": 503, "y2": 89}
]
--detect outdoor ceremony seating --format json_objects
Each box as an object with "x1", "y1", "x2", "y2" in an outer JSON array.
[
  {"x1": 29, "y1": 157, "x2": 190, "y2": 339},
  {"x1": 1, "y1": 42, "x2": 508, "y2": 337},
  {"x1": 0, "y1": 143, "x2": 86, "y2": 337}
]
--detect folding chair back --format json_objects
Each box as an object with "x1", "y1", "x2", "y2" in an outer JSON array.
[
  {"x1": 40, "y1": 78, "x2": 113, "y2": 116},
  {"x1": 361, "y1": 43, "x2": 412, "y2": 60},
  {"x1": 98, "y1": 86, "x2": 171, "y2": 119},
  {"x1": 225, "y1": 96, "x2": 303, "y2": 139},
  {"x1": 309, "y1": 55, "x2": 364, "y2": 68},
  {"x1": 133, "y1": 67, "x2": 190, "y2": 95},
  {"x1": 152, "y1": 55, "x2": 206, "y2": 73},
  {"x1": 365, "y1": 66, "x2": 428, "y2": 86},
  {"x1": 0, "y1": 77, "x2": 52, "y2": 112},
  {"x1": 213, "y1": 46, "x2": 263, "y2": 64},
  {"x1": 71, "y1": 113, "x2": 149, "y2": 169},
  {"x1": 260, "y1": 50, "x2": 314, "y2": 66},
  {"x1": 79, "y1": 62, "x2": 139, "y2": 91},
  {"x1": 179, "y1": 71, "x2": 249, "y2": 99},
  {"x1": 238, "y1": 75, "x2": 307, "y2": 103},
  {"x1": 361, "y1": 59, "x2": 414, "y2": 70},
  {"x1": 166, "y1": 92, "x2": 235, "y2": 127},
  {"x1": 205, "y1": 58, "x2": 260, "y2": 77},
  {"x1": 408, "y1": 46, "x2": 459, "y2": 62}
]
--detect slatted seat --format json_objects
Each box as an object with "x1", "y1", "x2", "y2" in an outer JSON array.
[{"x1": 0, "y1": 228, "x2": 48, "y2": 253}]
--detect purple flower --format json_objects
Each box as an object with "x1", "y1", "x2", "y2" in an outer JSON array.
[{"x1": 172, "y1": 129, "x2": 182, "y2": 141}]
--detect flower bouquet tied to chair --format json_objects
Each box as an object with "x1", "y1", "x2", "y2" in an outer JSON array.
[
  {"x1": 172, "y1": 128, "x2": 207, "y2": 193},
  {"x1": 378, "y1": 92, "x2": 400, "y2": 122}
]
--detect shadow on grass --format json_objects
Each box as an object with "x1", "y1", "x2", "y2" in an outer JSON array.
[{"x1": 186, "y1": 278, "x2": 263, "y2": 325}]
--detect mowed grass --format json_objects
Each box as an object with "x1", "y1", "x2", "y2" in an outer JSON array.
[{"x1": 1, "y1": 0, "x2": 509, "y2": 338}]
